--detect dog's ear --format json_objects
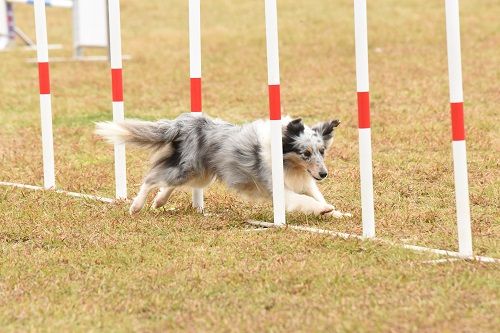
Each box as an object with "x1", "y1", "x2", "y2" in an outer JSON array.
[
  {"x1": 282, "y1": 118, "x2": 305, "y2": 154},
  {"x1": 313, "y1": 119, "x2": 340, "y2": 147},
  {"x1": 286, "y1": 118, "x2": 305, "y2": 136}
]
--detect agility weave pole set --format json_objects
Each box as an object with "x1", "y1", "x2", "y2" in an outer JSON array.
[
  {"x1": 0, "y1": 0, "x2": 119, "y2": 201},
  {"x1": 248, "y1": 0, "x2": 497, "y2": 263},
  {"x1": 0, "y1": 0, "x2": 497, "y2": 263}
]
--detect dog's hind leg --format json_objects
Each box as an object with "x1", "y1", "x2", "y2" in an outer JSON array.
[
  {"x1": 152, "y1": 187, "x2": 175, "y2": 209},
  {"x1": 130, "y1": 182, "x2": 155, "y2": 215}
]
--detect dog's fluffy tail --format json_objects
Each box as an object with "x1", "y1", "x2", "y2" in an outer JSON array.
[{"x1": 95, "y1": 119, "x2": 178, "y2": 150}]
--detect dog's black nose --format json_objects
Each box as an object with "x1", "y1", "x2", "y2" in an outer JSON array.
[{"x1": 319, "y1": 171, "x2": 328, "y2": 179}]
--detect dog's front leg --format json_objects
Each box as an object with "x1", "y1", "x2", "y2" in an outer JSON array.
[
  {"x1": 303, "y1": 180, "x2": 352, "y2": 218},
  {"x1": 285, "y1": 189, "x2": 334, "y2": 216},
  {"x1": 304, "y1": 179, "x2": 327, "y2": 204}
]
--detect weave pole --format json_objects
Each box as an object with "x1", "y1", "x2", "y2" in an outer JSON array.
[
  {"x1": 445, "y1": 0, "x2": 472, "y2": 256},
  {"x1": 107, "y1": 0, "x2": 127, "y2": 199},
  {"x1": 33, "y1": 0, "x2": 55, "y2": 189},
  {"x1": 7, "y1": 2, "x2": 15, "y2": 41},
  {"x1": 189, "y1": 0, "x2": 204, "y2": 211},
  {"x1": 264, "y1": 0, "x2": 286, "y2": 225},
  {"x1": 354, "y1": 0, "x2": 375, "y2": 238}
]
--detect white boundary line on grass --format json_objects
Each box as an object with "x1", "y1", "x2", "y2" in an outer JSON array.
[
  {"x1": 2, "y1": 181, "x2": 496, "y2": 263},
  {"x1": 0, "y1": 181, "x2": 115, "y2": 203},
  {"x1": 421, "y1": 258, "x2": 462, "y2": 264},
  {"x1": 246, "y1": 220, "x2": 500, "y2": 263}
]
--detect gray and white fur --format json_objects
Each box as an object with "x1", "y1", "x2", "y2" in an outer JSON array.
[{"x1": 95, "y1": 113, "x2": 351, "y2": 218}]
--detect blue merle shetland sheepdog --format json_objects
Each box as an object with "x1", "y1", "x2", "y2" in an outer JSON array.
[{"x1": 96, "y1": 113, "x2": 351, "y2": 218}]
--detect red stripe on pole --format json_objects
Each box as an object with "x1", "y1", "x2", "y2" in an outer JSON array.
[
  {"x1": 450, "y1": 102, "x2": 465, "y2": 141},
  {"x1": 190, "y1": 78, "x2": 202, "y2": 112},
  {"x1": 357, "y1": 91, "x2": 370, "y2": 128},
  {"x1": 268, "y1": 85, "x2": 281, "y2": 120},
  {"x1": 111, "y1": 68, "x2": 123, "y2": 102},
  {"x1": 38, "y1": 62, "x2": 50, "y2": 94}
]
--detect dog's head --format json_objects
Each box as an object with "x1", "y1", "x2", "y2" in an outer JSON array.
[{"x1": 282, "y1": 118, "x2": 340, "y2": 180}]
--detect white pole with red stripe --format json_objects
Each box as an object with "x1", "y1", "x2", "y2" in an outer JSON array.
[
  {"x1": 189, "y1": 0, "x2": 204, "y2": 211},
  {"x1": 7, "y1": 2, "x2": 15, "y2": 42},
  {"x1": 107, "y1": 0, "x2": 127, "y2": 199},
  {"x1": 354, "y1": 0, "x2": 375, "y2": 238},
  {"x1": 264, "y1": 0, "x2": 286, "y2": 226},
  {"x1": 33, "y1": 0, "x2": 55, "y2": 189},
  {"x1": 445, "y1": 0, "x2": 472, "y2": 256}
]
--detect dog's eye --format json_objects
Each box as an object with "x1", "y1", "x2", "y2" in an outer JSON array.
[
  {"x1": 302, "y1": 151, "x2": 311, "y2": 159},
  {"x1": 319, "y1": 149, "x2": 325, "y2": 155}
]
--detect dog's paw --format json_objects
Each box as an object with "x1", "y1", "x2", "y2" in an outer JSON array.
[
  {"x1": 151, "y1": 200, "x2": 165, "y2": 210},
  {"x1": 317, "y1": 204, "x2": 335, "y2": 216},
  {"x1": 324, "y1": 210, "x2": 352, "y2": 219},
  {"x1": 332, "y1": 210, "x2": 345, "y2": 218},
  {"x1": 129, "y1": 201, "x2": 143, "y2": 215}
]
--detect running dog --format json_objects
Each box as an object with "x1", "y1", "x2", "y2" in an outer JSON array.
[{"x1": 95, "y1": 113, "x2": 351, "y2": 218}]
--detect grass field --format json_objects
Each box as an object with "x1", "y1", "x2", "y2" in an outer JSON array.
[{"x1": 1, "y1": 0, "x2": 499, "y2": 331}]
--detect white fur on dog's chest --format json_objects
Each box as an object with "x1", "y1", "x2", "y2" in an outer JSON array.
[{"x1": 284, "y1": 170, "x2": 311, "y2": 194}]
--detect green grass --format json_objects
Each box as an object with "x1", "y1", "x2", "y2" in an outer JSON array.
[{"x1": 0, "y1": 0, "x2": 499, "y2": 331}]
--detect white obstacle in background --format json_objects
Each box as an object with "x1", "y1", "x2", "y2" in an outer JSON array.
[
  {"x1": 0, "y1": 0, "x2": 109, "y2": 60},
  {"x1": 73, "y1": 0, "x2": 108, "y2": 60}
]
